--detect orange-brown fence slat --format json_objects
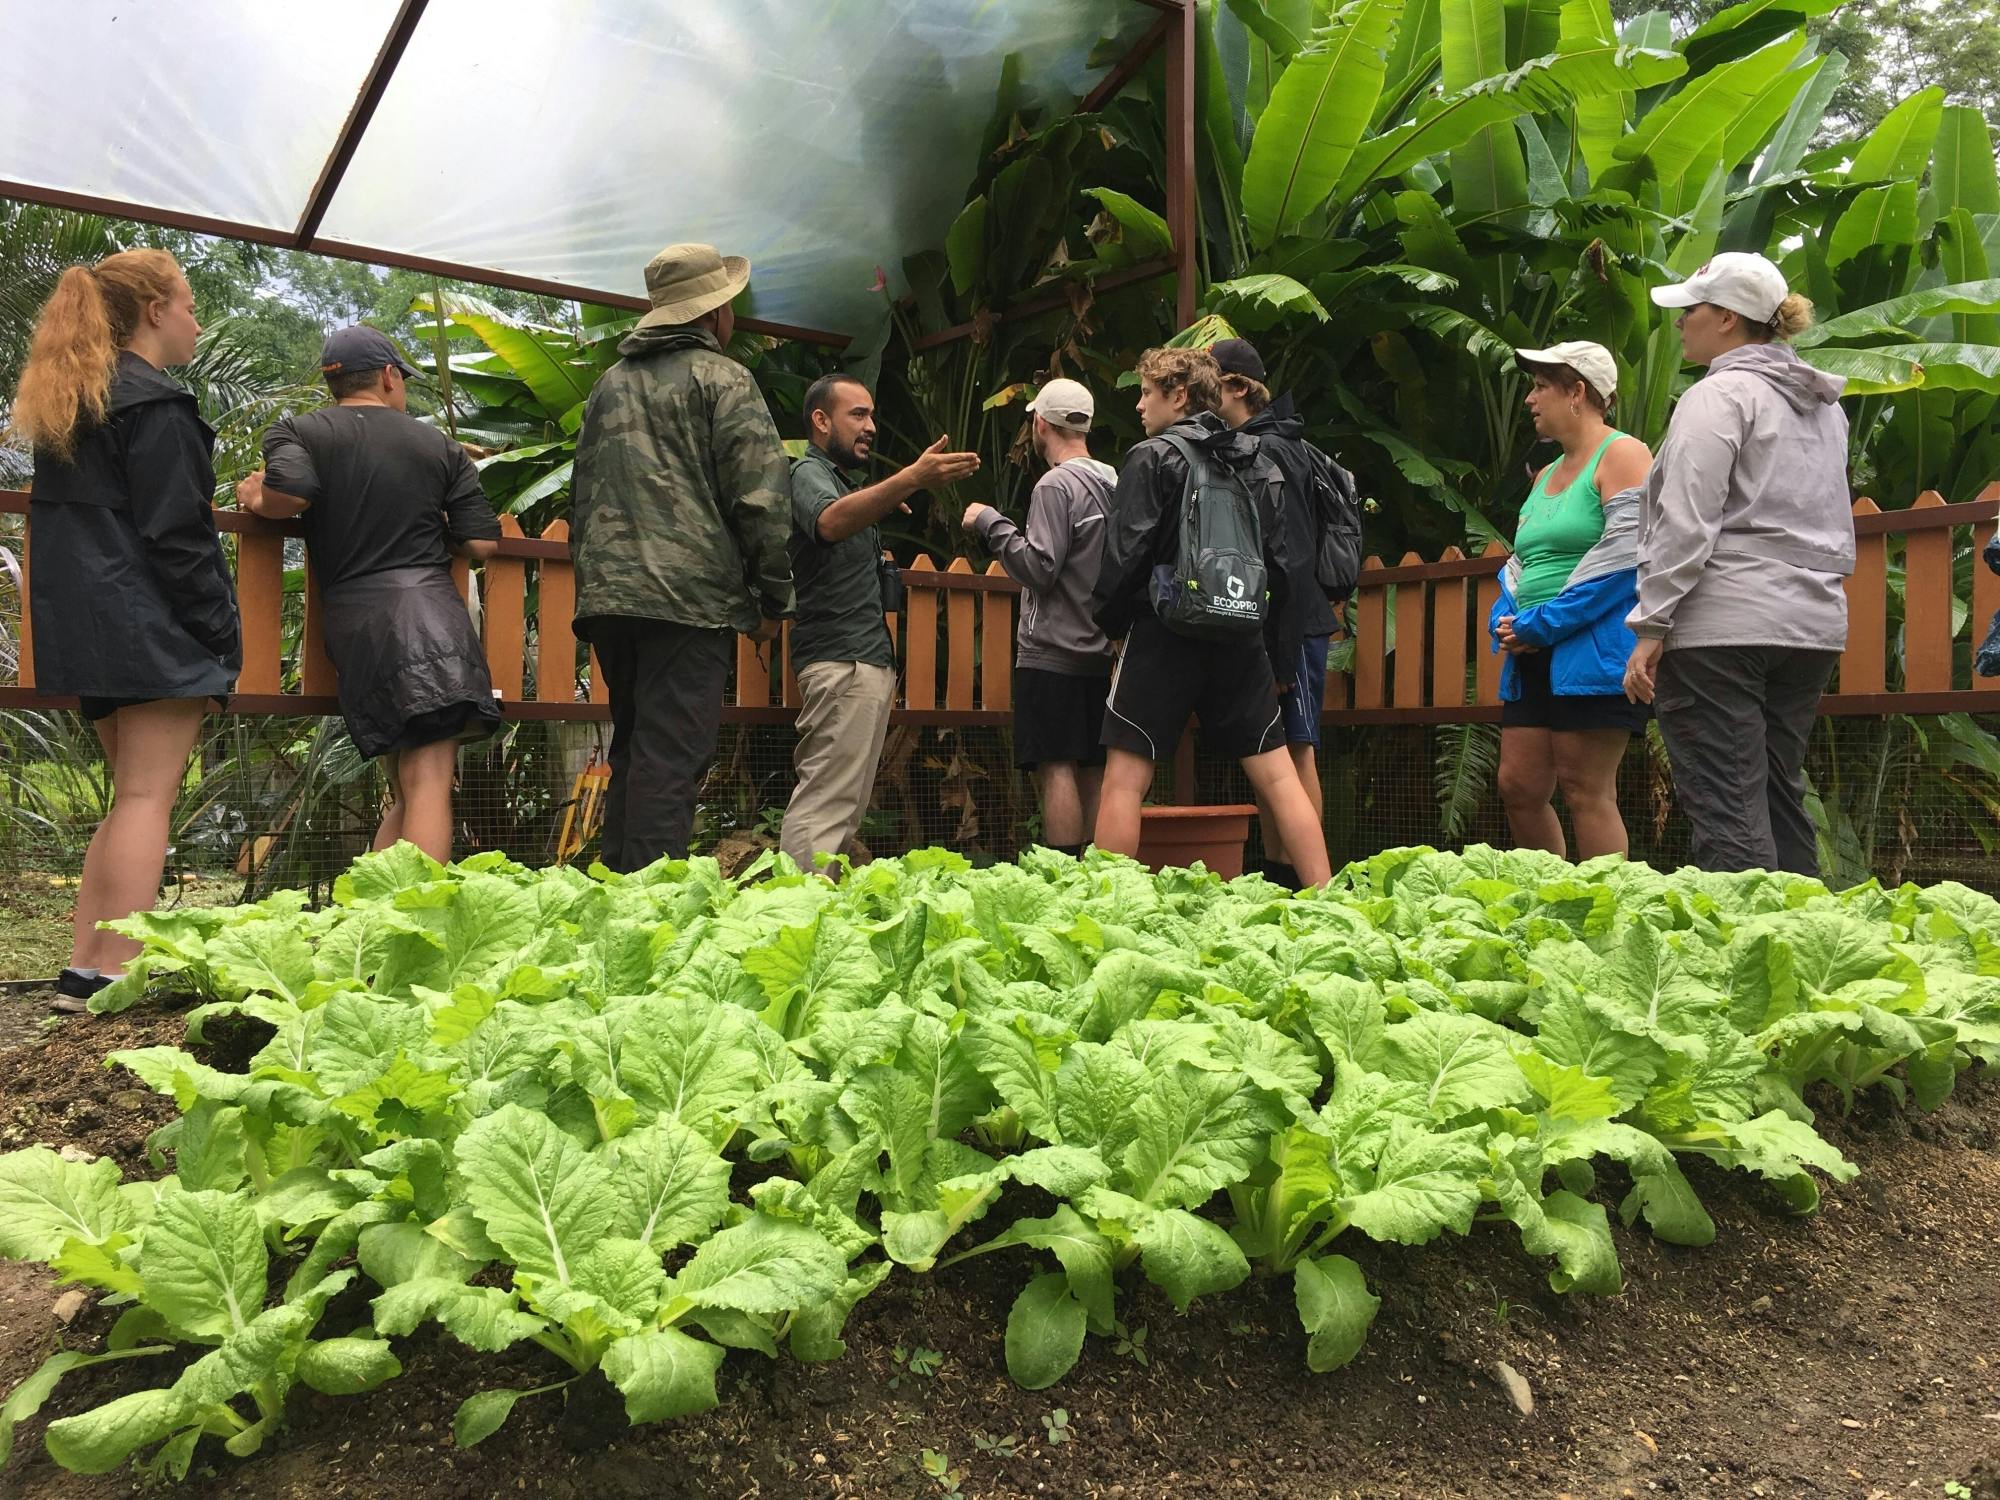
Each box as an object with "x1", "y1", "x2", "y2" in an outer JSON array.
[
  {"x1": 234, "y1": 530, "x2": 284, "y2": 695},
  {"x1": 482, "y1": 515, "x2": 528, "y2": 700},
  {"x1": 904, "y1": 554, "x2": 938, "y2": 711},
  {"x1": 945, "y1": 557, "x2": 977, "y2": 711},
  {"x1": 1353, "y1": 558, "x2": 1387, "y2": 709},
  {"x1": 1391, "y1": 553, "x2": 1428, "y2": 708},
  {"x1": 1430, "y1": 547, "x2": 1468, "y2": 709},
  {"x1": 1324, "y1": 624, "x2": 1350, "y2": 713},
  {"x1": 981, "y1": 561, "x2": 1013, "y2": 711},
  {"x1": 884, "y1": 549, "x2": 900, "y2": 656},
  {"x1": 300, "y1": 567, "x2": 337, "y2": 696},
  {"x1": 781, "y1": 622, "x2": 801, "y2": 709},
  {"x1": 1901, "y1": 491, "x2": 1953, "y2": 692},
  {"x1": 735, "y1": 635, "x2": 768, "y2": 707},
  {"x1": 535, "y1": 521, "x2": 578, "y2": 703},
  {"x1": 1975, "y1": 517, "x2": 1999, "y2": 695},
  {"x1": 1840, "y1": 498, "x2": 1887, "y2": 694},
  {"x1": 1473, "y1": 541, "x2": 1507, "y2": 705}
]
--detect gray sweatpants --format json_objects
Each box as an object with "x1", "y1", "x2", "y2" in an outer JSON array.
[{"x1": 1654, "y1": 645, "x2": 1839, "y2": 877}]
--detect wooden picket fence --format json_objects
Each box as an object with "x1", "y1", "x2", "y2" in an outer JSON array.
[{"x1": 3, "y1": 485, "x2": 1997, "y2": 726}]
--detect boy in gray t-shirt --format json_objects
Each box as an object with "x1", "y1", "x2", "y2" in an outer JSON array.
[{"x1": 963, "y1": 379, "x2": 1117, "y2": 855}]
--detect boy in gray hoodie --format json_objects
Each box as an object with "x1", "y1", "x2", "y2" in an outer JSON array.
[{"x1": 964, "y1": 379, "x2": 1119, "y2": 855}]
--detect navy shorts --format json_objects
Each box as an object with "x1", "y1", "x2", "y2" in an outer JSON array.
[{"x1": 1280, "y1": 634, "x2": 1331, "y2": 748}]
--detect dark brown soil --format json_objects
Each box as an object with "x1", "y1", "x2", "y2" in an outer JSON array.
[{"x1": 2, "y1": 1001, "x2": 1996, "y2": 1500}]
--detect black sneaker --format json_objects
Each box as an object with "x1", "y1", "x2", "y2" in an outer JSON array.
[{"x1": 52, "y1": 968, "x2": 111, "y2": 1014}]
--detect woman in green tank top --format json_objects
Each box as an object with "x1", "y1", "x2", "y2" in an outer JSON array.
[{"x1": 1493, "y1": 342, "x2": 1653, "y2": 860}]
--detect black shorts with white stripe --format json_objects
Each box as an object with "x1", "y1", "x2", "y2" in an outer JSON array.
[{"x1": 1100, "y1": 616, "x2": 1285, "y2": 762}]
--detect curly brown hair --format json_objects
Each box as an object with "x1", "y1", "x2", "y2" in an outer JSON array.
[{"x1": 1134, "y1": 346, "x2": 1222, "y2": 415}]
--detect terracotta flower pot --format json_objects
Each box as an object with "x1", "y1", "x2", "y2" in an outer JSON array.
[{"x1": 1136, "y1": 804, "x2": 1258, "y2": 879}]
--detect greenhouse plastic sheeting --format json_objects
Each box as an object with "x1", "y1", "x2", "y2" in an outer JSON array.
[{"x1": 0, "y1": 0, "x2": 1144, "y2": 338}]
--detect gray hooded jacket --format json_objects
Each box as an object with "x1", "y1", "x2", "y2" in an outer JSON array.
[
  {"x1": 973, "y1": 457, "x2": 1118, "y2": 674},
  {"x1": 1629, "y1": 342, "x2": 1853, "y2": 652}
]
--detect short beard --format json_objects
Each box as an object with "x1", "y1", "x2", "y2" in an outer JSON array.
[{"x1": 825, "y1": 436, "x2": 867, "y2": 469}]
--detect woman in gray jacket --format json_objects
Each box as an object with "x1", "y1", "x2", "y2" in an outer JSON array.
[{"x1": 1623, "y1": 252, "x2": 1853, "y2": 876}]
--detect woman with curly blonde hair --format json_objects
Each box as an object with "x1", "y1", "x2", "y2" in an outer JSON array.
[{"x1": 10, "y1": 249, "x2": 239, "y2": 1005}]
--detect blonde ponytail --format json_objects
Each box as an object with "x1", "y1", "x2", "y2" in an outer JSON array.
[
  {"x1": 1770, "y1": 293, "x2": 1814, "y2": 342},
  {"x1": 8, "y1": 249, "x2": 183, "y2": 461}
]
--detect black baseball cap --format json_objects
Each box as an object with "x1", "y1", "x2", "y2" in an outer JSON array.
[
  {"x1": 1209, "y1": 337, "x2": 1266, "y2": 382},
  {"x1": 320, "y1": 325, "x2": 420, "y2": 379}
]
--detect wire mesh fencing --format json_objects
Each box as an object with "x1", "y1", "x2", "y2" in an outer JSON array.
[{"x1": 2, "y1": 707, "x2": 1995, "y2": 904}]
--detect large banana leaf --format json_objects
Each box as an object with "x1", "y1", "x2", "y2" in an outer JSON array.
[
  {"x1": 1335, "y1": 42, "x2": 1686, "y2": 199},
  {"x1": 411, "y1": 295, "x2": 592, "y2": 422},
  {"x1": 1443, "y1": 0, "x2": 1527, "y2": 221},
  {"x1": 1795, "y1": 279, "x2": 2000, "y2": 347},
  {"x1": 1929, "y1": 106, "x2": 2000, "y2": 218},
  {"x1": 1748, "y1": 50, "x2": 1844, "y2": 186},
  {"x1": 1847, "y1": 87, "x2": 1944, "y2": 186},
  {"x1": 1612, "y1": 32, "x2": 1805, "y2": 185},
  {"x1": 1718, "y1": 53, "x2": 1817, "y2": 171},
  {"x1": 1933, "y1": 214, "x2": 2000, "y2": 347},
  {"x1": 1558, "y1": 0, "x2": 1629, "y2": 181},
  {"x1": 1827, "y1": 183, "x2": 1923, "y2": 269},
  {"x1": 1803, "y1": 342, "x2": 2000, "y2": 396},
  {"x1": 1205, "y1": 273, "x2": 1331, "y2": 328},
  {"x1": 1241, "y1": 0, "x2": 1407, "y2": 247}
]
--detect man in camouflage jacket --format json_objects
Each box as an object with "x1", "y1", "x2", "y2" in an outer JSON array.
[{"x1": 571, "y1": 243, "x2": 794, "y2": 871}]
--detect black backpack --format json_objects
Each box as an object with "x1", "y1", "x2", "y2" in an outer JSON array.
[
  {"x1": 1147, "y1": 432, "x2": 1268, "y2": 640},
  {"x1": 1302, "y1": 441, "x2": 1363, "y2": 601}
]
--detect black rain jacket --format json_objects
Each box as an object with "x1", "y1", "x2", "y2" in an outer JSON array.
[{"x1": 29, "y1": 352, "x2": 240, "y2": 700}]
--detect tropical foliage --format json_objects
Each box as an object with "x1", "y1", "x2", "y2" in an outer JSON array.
[
  {"x1": 2, "y1": 842, "x2": 1995, "y2": 1478},
  {"x1": 874, "y1": 0, "x2": 2000, "y2": 563}
]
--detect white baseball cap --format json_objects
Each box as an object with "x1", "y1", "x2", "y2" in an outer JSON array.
[
  {"x1": 1649, "y1": 251, "x2": 1789, "y2": 324},
  {"x1": 1514, "y1": 340, "x2": 1618, "y2": 404},
  {"x1": 1026, "y1": 377, "x2": 1095, "y2": 433}
]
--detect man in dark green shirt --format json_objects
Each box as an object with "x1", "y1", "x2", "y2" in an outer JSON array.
[{"x1": 780, "y1": 375, "x2": 978, "y2": 870}]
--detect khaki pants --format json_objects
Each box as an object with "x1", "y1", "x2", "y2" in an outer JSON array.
[{"x1": 780, "y1": 660, "x2": 896, "y2": 871}]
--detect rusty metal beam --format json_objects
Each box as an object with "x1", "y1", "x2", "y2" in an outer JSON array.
[
  {"x1": 294, "y1": 0, "x2": 430, "y2": 248},
  {"x1": 1163, "y1": 0, "x2": 1199, "y2": 331},
  {"x1": 1081, "y1": 13, "x2": 1175, "y2": 115},
  {"x1": 906, "y1": 255, "x2": 1178, "y2": 352},
  {"x1": 0, "y1": 177, "x2": 296, "y2": 247},
  {"x1": 0, "y1": 178, "x2": 852, "y2": 348}
]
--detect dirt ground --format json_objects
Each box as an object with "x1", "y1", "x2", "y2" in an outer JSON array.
[{"x1": 0, "y1": 995, "x2": 1996, "y2": 1500}]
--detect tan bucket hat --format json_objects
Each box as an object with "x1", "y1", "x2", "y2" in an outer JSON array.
[{"x1": 637, "y1": 243, "x2": 750, "y2": 329}]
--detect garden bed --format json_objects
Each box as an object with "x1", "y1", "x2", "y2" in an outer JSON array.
[
  {"x1": 0, "y1": 850, "x2": 1996, "y2": 1499},
  {"x1": 0, "y1": 994, "x2": 1993, "y2": 1498}
]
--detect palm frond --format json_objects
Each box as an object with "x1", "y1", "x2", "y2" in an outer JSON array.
[{"x1": 1434, "y1": 720, "x2": 1500, "y2": 845}]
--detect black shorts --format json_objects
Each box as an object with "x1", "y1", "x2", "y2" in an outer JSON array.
[
  {"x1": 1012, "y1": 667, "x2": 1110, "y2": 770},
  {"x1": 1102, "y1": 616, "x2": 1284, "y2": 761},
  {"x1": 1501, "y1": 651, "x2": 1650, "y2": 733},
  {"x1": 77, "y1": 695, "x2": 223, "y2": 722}
]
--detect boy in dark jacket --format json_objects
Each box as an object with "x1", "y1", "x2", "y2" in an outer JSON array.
[
  {"x1": 1212, "y1": 338, "x2": 1339, "y2": 889},
  {"x1": 1088, "y1": 347, "x2": 1329, "y2": 886}
]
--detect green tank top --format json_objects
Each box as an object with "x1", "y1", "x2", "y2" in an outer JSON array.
[{"x1": 1512, "y1": 432, "x2": 1622, "y2": 609}]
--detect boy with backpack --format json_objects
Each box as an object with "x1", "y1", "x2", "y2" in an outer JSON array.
[
  {"x1": 962, "y1": 379, "x2": 1119, "y2": 857},
  {"x1": 1212, "y1": 338, "x2": 1363, "y2": 888},
  {"x1": 1088, "y1": 346, "x2": 1331, "y2": 886}
]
